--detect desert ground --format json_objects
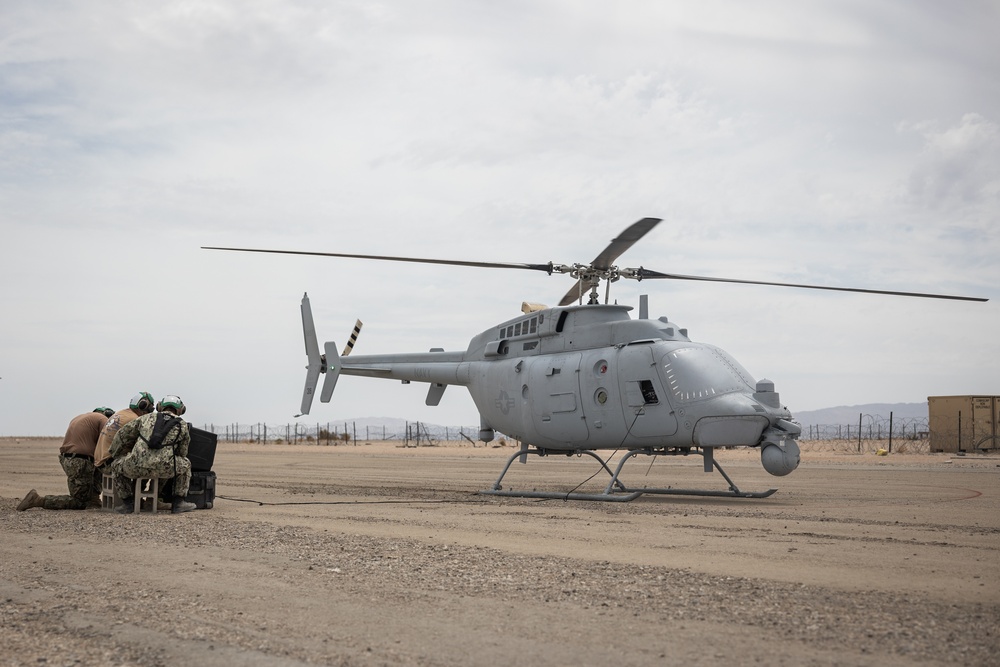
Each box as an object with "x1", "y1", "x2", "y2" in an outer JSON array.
[{"x1": 1, "y1": 437, "x2": 998, "y2": 666}]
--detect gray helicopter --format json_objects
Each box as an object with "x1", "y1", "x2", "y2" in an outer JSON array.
[{"x1": 204, "y1": 218, "x2": 986, "y2": 501}]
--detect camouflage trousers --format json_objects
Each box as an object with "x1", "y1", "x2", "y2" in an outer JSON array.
[
  {"x1": 40, "y1": 454, "x2": 102, "y2": 510},
  {"x1": 110, "y1": 452, "x2": 191, "y2": 500}
]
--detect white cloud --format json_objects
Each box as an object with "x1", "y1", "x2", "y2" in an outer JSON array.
[{"x1": 903, "y1": 113, "x2": 1000, "y2": 208}]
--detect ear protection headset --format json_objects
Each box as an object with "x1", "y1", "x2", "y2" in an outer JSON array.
[
  {"x1": 93, "y1": 407, "x2": 115, "y2": 417},
  {"x1": 156, "y1": 395, "x2": 186, "y2": 416},
  {"x1": 129, "y1": 391, "x2": 154, "y2": 413}
]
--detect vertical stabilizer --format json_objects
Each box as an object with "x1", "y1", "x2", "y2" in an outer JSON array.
[
  {"x1": 320, "y1": 341, "x2": 342, "y2": 402},
  {"x1": 299, "y1": 293, "x2": 324, "y2": 416}
]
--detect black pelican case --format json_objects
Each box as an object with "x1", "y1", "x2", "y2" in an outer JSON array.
[{"x1": 184, "y1": 471, "x2": 216, "y2": 510}]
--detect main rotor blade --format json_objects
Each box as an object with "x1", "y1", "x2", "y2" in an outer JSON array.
[
  {"x1": 633, "y1": 269, "x2": 988, "y2": 302},
  {"x1": 202, "y1": 247, "x2": 555, "y2": 273},
  {"x1": 558, "y1": 278, "x2": 589, "y2": 307},
  {"x1": 556, "y1": 217, "x2": 663, "y2": 306},
  {"x1": 591, "y1": 217, "x2": 662, "y2": 270}
]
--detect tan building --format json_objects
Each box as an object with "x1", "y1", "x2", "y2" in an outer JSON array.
[{"x1": 927, "y1": 396, "x2": 999, "y2": 453}]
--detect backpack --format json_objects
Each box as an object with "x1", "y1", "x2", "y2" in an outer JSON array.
[{"x1": 140, "y1": 413, "x2": 184, "y2": 450}]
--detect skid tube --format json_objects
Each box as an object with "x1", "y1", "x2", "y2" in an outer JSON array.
[{"x1": 478, "y1": 445, "x2": 777, "y2": 502}]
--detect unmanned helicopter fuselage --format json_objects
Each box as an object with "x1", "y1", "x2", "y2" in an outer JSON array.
[{"x1": 314, "y1": 297, "x2": 801, "y2": 478}]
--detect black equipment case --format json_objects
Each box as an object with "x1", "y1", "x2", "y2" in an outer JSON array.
[
  {"x1": 185, "y1": 471, "x2": 216, "y2": 510},
  {"x1": 185, "y1": 427, "x2": 218, "y2": 509}
]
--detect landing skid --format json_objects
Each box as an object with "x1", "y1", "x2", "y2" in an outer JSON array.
[{"x1": 479, "y1": 446, "x2": 777, "y2": 502}]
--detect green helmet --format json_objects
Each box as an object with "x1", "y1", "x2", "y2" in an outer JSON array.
[
  {"x1": 129, "y1": 391, "x2": 154, "y2": 412},
  {"x1": 93, "y1": 407, "x2": 114, "y2": 418},
  {"x1": 156, "y1": 395, "x2": 186, "y2": 416}
]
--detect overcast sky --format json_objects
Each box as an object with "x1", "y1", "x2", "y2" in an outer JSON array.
[{"x1": 2, "y1": 1, "x2": 998, "y2": 436}]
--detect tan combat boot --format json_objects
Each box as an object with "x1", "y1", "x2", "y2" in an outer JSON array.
[{"x1": 16, "y1": 489, "x2": 43, "y2": 511}]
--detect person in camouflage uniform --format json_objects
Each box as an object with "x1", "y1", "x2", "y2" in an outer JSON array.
[
  {"x1": 17, "y1": 407, "x2": 115, "y2": 511},
  {"x1": 109, "y1": 395, "x2": 197, "y2": 514}
]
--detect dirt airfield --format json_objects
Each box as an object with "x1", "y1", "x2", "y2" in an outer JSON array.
[{"x1": 1, "y1": 437, "x2": 998, "y2": 666}]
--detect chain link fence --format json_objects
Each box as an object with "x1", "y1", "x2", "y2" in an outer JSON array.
[
  {"x1": 194, "y1": 421, "x2": 518, "y2": 447},
  {"x1": 800, "y1": 414, "x2": 930, "y2": 454}
]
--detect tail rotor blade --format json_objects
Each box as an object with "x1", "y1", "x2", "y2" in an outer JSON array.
[{"x1": 342, "y1": 319, "x2": 363, "y2": 356}]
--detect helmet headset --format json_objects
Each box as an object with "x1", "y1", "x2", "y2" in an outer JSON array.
[
  {"x1": 129, "y1": 391, "x2": 155, "y2": 414},
  {"x1": 156, "y1": 395, "x2": 186, "y2": 416},
  {"x1": 128, "y1": 391, "x2": 153, "y2": 412}
]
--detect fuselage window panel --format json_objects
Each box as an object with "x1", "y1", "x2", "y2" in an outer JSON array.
[{"x1": 639, "y1": 379, "x2": 659, "y2": 404}]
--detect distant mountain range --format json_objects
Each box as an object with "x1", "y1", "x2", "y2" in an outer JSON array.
[{"x1": 790, "y1": 403, "x2": 927, "y2": 427}]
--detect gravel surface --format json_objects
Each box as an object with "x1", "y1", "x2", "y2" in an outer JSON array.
[{"x1": 2, "y1": 438, "x2": 998, "y2": 666}]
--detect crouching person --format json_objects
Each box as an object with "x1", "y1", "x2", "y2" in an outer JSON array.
[
  {"x1": 17, "y1": 407, "x2": 115, "y2": 511},
  {"x1": 109, "y1": 396, "x2": 197, "y2": 515}
]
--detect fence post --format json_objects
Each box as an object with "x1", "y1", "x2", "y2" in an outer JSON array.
[
  {"x1": 888, "y1": 411, "x2": 893, "y2": 453},
  {"x1": 857, "y1": 414, "x2": 862, "y2": 453}
]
